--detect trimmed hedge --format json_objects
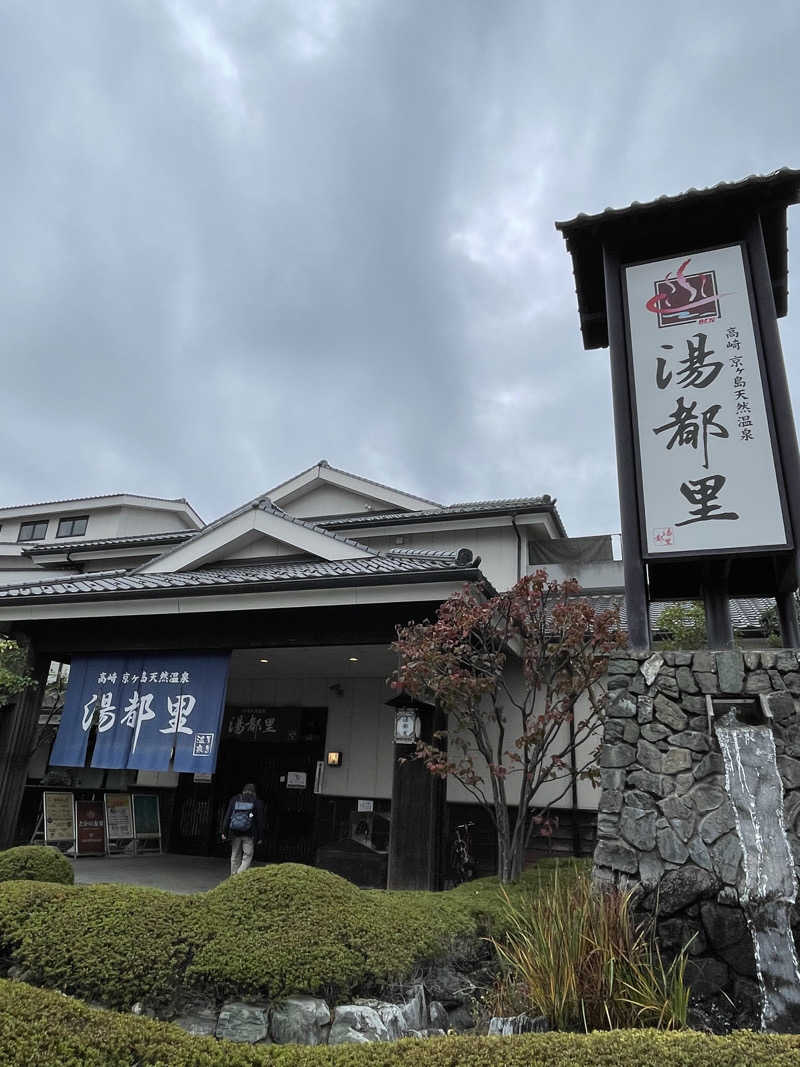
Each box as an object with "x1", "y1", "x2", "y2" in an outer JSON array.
[
  {"x1": 0, "y1": 845, "x2": 73, "y2": 885},
  {"x1": 4, "y1": 979, "x2": 800, "y2": 1066},
  {"x1": 0, "y1": 860, "x2": 581, "y2": 1009}
]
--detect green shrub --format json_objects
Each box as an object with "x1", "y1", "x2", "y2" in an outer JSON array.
[
  {"x1": 0, "y1": 859, "x2": 591, "y2": 1010},
  {"x1": 3, "y1": 979, "x2": 800, "y2": 1066},
  {"x1": 0, "y1": 880, "x2": 193, "y2": 1008},
  {"x1": 0, "y1": 845, "x2": 73, "y2": 885},
  {"x1": 487, "y1": 868, "x2": 690, "y2": 1031}
]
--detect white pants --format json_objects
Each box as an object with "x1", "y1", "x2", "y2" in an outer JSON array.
[{"x1": 230, "y1": 834, "x2": 255, "y2": 875}]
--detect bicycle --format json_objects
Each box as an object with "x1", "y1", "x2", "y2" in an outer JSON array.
[{"x1": 449, "y1": 821, "x2": 476, "y2": 884}]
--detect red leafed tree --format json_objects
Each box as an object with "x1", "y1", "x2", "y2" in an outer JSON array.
[{"x1": 391, "y1": 571, "x2": 626, "y2": 883}]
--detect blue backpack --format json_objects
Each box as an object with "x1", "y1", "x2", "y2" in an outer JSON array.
[{"x1": 229, "y1": 799, "x2": 255, "y2": 835}]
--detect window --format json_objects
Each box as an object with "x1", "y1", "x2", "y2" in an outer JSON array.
[
  {"x1": 56, "y1": 516, "x2": 88, "y2": 538},
  {"x1": 18, "y1": 521, "x2": 48, "y2": 541}
]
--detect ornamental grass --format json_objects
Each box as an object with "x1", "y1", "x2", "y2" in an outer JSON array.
[{"x1": 487, "y1": 866, "x2": 691, "y2": 1031}]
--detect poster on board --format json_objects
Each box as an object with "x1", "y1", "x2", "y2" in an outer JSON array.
[
  {"x1": 104, "y1": 793, "x2": 134, "y2": 838},
  {"x1": 75, "y1": 800, "x2": 105, "y2": 855},
  {"x1": 43, "y1": 792, "x2": 75, "y2": 842}
]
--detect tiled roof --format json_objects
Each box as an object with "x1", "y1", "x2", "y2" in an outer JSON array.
[
  {"x1": 586, "y1": 594, "x2": 773, "y2": 633},
  {"x1": 317, "y1": 496, "x2": 560, "y2": 528},
  {"x1": 0, "y1": 491, "x2": 193, "y2": 512},
  {"x1": 0, "y1": 551, "x2": 477, "y2": 602},
  {"x1": 25, "y1": 532, "x2": 194, "y2": 555},
  {"x1": 555, "y1": 167, "x2": 800, "y2": 349}
]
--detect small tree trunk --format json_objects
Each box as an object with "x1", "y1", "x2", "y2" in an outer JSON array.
[{"x1": 494, "y1": 798, "x2": 514, "y2": 882}]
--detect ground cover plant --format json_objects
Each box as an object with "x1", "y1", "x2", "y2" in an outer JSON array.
[
  {"x1": 3, "y1": 978, "x2": 800, "y2": 1067},
  {"x1": 0, "y1": 859, "x2": 577, "y2": 1011},
  {"x1": 487, "y1": 866, "x2": 690, "y2": 1031}
]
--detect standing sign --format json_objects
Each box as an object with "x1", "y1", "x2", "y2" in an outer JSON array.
[
  {"x1": 132, "y1": 794, "x2": 161, "y2": 838},
  {"x1": 75, "y1": 800, "x2": 105, "y2": 855},
  {"x1": 50, "y1": 652, "x2": 230, "y2": 773},
  {"x1": 104, "y1": 793, "x2": 134, "y2": 838},
  {"x1": 624, "y1": 245, "x2": 789, "y2": 557},
  {"x1": 43, "y1": 792, "x2": 76, "y2": 842}
]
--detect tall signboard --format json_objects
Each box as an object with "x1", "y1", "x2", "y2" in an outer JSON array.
[
  {"x1": 624, "y1": 245, "x2": 790, "y2": 557},
  {"x1": 556, "y1": 169, "x2": 800, "y2": 649}
]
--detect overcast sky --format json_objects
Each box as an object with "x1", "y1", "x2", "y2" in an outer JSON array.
[{"x1": 2, "y1": 1, "x2": 800, "y2": 536}]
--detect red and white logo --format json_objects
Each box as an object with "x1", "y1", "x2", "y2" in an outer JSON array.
[
  {"x1": 645, "y1": 258, "x2": 721, "y2": 328},
  {"x1": 653, "y1": 527, "x2": 675, "y2": 547}
]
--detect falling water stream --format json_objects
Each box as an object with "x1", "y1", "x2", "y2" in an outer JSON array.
[{"x1": 714, "y1": 710, "x2": 800, "y2": 1031}]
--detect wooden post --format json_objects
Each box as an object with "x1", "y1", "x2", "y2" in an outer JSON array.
[
  {"x1": 603, "y1": 244, "x2": 651, "y2": 651},
  {"x1": 0, "y1": 639, "x2": 48, "y2": 850}
]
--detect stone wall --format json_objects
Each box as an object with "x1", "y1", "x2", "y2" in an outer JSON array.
[{"x1": 595, "y1": 648, "x2": 800, "y2": 1019}]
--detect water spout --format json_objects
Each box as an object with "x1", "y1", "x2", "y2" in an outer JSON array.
[{"x1": 713, "y1": 704, "x2": 800, "y2": 1031}]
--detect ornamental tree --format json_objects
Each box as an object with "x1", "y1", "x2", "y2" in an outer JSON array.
[
  {"x1": 391, "y1": 571, "x2": 626, "y2": 883},
  {"x1": 0, "y1": 638, "x2": 33, "y2": 704}
]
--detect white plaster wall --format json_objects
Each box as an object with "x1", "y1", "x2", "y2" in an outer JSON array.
[
  {"x1": 286, "y1": 485, "x2": 395, "y2": 519},
  {"x1": 444, "y1": 675, "x2": 602, "y2": 813},
  {"x1": 223, "y1": 672, "x2": 396, "y2": 799},
  {"x1": 360, "y1": 526, "x2": 521, "y2": 592},
  {"x1": 216, "y1": 536, "x2": 301, "y2": 561}
]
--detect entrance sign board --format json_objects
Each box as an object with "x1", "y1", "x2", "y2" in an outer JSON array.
[
  {"x1": 625, "y1": 245, "x2": 789, "y2": 557},
  {"x1": 43, "y1": 791, "x2": 75, "y2": 842},
  {"x1": 75, "y1": 800, "x2": 105, "y2": 854},
  {"x1": 104, "y1": 793, "x2": 134, "y2": 838},
  {"x1": 50, "y1": 652, "x2": 230, "y2": 773},
  {"x1": 132, "y1": 794, "x2": 161, "y2": 838},
  {"x1": 225, "y1": 707, "x2": 301, "y2": 743}
]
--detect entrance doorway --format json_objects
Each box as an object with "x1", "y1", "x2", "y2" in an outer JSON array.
[{"x1": 170, "y1": 706, "x2": 327, "y2": 862}]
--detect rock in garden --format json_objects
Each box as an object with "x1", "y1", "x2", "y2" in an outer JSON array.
[
  {"x1": 270, "y1": 996, "x2": 331, "y2": 1045},
  {"x1": 400, "y1": 984, "x2": 427, "y2": 1032},
  {"x1": 640, "y1": 653, "x2": 664, "y2": 686},
  {"x1": 715, "y1": 651, "x2": 744, "y2": 694},
  {"x1": 216, "y1": 1002, "x2": 269, "y2": 1044},
  {"x1": 620, "y1": 806, "x2": 657, "y2": 851},
  {"x1": 329, "y1": 1005, "x2": 390, "y2": 1044},
  {"x1": 428, "y1": 1001, "x2": 449, "y2": 1031}
]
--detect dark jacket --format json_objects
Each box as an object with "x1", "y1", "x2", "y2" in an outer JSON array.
[{"x1": 223, "y1": 792, "x2": 265, "y2": 839}]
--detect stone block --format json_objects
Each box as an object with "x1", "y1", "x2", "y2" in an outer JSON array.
[
  {"x1": 637, "y1": 695, "x2": 654, "y2": 723},
  {"x1": 599, "y1": 743, "x2": 636, "y2": 769},
  {"x1": 776, "y1": 651, "x2": 799, "y2": 672},
  {"x1": 628, "y1": 769, "x2": 672, "y2": 797},
  {"x1": 744, "y1": 671, "x2": 772, "y2": 694},
  {"x1": 693, "y1": 651, "x2": 716, "y2": 673},
  {"x1": 600, "y1": 769, "x2": 626, "y2": 791},
  {"x1": 596, "y1": 812, "x2": 620, "y2": 837},
  {"x1": 674, "y1": 652, "x2": 693, "y2": 666},
  {"x1": 715, "y1": 650, "x2": 744, "y2": 694},
  {"x1": 629, "y1": 674, "x2": 647, "y2": 695},
  {"x1": 607, "y1": 675, "x2": 629, "y2": 691},
  {"x1": 765, "y1": 691, "x2": 799, "y2": 726},
  {"x1": 594, "y1": 839, "x2": 639, "y2": 874},
  {"x1": 598, "y1": 789, "x2": 623, "y2": 814},
  {"x1": 668, "y1": 730, "x2": 709, "y2": 753},
  {"x1": 609, "y1": 695, "x2": 637, "y2": 718},
  {"x1": 694, "y1": 753, "x2": 724, "y2": 781},
  {"x1": 696, "y1": 673, "x2": 719, "y2": 694},
  {"x1": 656, "y1": 678, "x2": 681, "y2": 700},
  {"x1": 675, "y1": 772, "x2": 695, "y2": 795},
  {"x1": 701, "y1": 804, "x2": 737, "y2": 844},
  {"x1": 640, "y1": 653, "x2": 664, "y2": 686},
  {"x1": 663, "y1": 748, "x2": 692, "y2": 774},
  {"x1": 784, "y1": 673, "x2": 800, "y2": 696},
  {"x1": 620, "y1": 806, "x2": 657, "y2": 851},
  {"x1": 700, "y1": 901, "x2": 755, "y2": 978},
  {"x1": 658, "y1": 794, "x2": 693, "y2": 822},
  {"x1": 654, "y1": 694, "x2": 688, "y2": 732},
  {"x1": 709, "y1": 832, "x2": 742, "y2": 885},
  {"x1": 676, "y1": 666, "x2": 699, "y2": 694},
  {"x1": 662, "y1": 651, "x2": 677, "y2": 666},
  {"x1": 761, "y1": 650, "x2": 778, "y2": 669},
  {"x1": 657, "y1": 825, "x2": 689, "y2": 864},
  {"x1": 743, "y1": 651, "x2": 761, "y2": 670},
  {"x1": 691, "y1": 783, "x2": 727, "y2": 812},
  {"x1": 778, "y1": 756, "x2": 800, "y2": 790},
  {"x1": 428, "y1": 1002, "x2": 449, "y2": 1031},
  {"x1": 638, "y1": 849, "x2": 664, "y2": 887},
  {"x1": 683, "y1": 695, "x2": 709, "y2": 714},
  {"x1": 609, "y1": 658, "x2": 640, "y2": 675},
  {"x1": 685, "y1": 956, "x2": 730, "y2": 997},
  {"x1": 769, "y1": 670, "x2": 787, "y2": 691},
  {"x1": 652, "y1": 865, "x2": 720, "y2": 916},
  {"x1": 625, "y1": 788, "x2": 657, "y2": 810},
  {"x1": 636, "y1": 739, "x2": 664, "y2": 774},
  {"x1": 688, "y1": 837, "x2": 713, "y2": 871},
  {"x1": 641, "y1": 723, "x2": 669, "y2": 743}
]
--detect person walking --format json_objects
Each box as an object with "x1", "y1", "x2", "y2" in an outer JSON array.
[{"x1": 221, "y1": 782, "x2": 264, "y2": 875}]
